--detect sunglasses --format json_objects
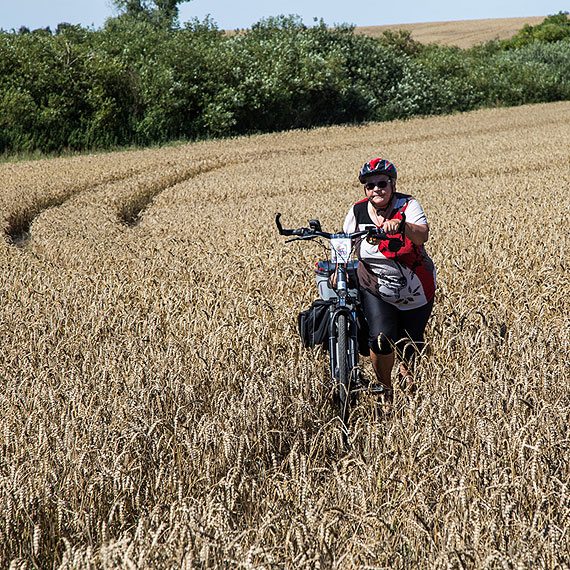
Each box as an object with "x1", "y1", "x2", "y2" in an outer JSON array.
[{"x1": 364, "y1": 180, "x2": 391, "y2": 191}]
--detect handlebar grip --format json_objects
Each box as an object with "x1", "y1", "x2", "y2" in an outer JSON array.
[
  {"x1": 275, "y1": 213, "x2": 311, "y2": 238},
  {"x1": 275, "y1": 213, "x2": 296, "y2": 236}
]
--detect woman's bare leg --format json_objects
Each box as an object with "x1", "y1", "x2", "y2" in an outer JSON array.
[
  {"x1": 369, "y1": 350, "x2": 394, "y2": 388},
  {"x1": 370, "y1": 350, "x2": 394, "y2": 409}
]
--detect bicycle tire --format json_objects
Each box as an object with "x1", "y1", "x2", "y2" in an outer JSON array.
[{"x1": 336, "y1": 313, "x2": 351, "y2": 427}]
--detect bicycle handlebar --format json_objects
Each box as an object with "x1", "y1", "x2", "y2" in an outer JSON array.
[{"x1": 275, "y1": 212, "x2": 392, "y2": 243}]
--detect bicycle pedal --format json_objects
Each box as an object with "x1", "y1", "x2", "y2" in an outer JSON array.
[{"x1": 350, "y1": 376, "x2": 368, "y2": 392}]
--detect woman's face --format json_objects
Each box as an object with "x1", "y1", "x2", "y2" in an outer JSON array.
[{"x1": 364, "y1": 175, "x2": 394, "y2": 210}]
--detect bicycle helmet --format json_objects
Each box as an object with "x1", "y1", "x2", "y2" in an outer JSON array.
[{"x1": 358, "y1": 158, "x2": 397, "y2": 183}]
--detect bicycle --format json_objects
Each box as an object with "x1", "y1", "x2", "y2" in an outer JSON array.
[{"x1": 276, "y1": 213, "x2": 405, "y2": 431}]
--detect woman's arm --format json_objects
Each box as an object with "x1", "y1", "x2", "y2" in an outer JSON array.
[
  {"x1": 403, "y1": 221, "x2": 429, "y2": 245},
  {"x1": 383, "y1": 219, "x2": 429, "y2": 245}
]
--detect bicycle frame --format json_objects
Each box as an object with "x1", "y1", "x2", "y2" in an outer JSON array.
[{"x1": 327, "y1": 238, "x2": 360, "y2": 393}]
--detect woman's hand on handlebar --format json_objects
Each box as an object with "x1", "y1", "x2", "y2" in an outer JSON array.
[{"x1": 382, "y1": 218, "x2": 402, "y2": 235}]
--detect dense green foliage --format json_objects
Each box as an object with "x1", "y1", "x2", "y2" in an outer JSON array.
[
  {"x1": 0, "y1": 12, "x2": 569, "y2": 154},
  {"x1": 501, "y1": 11, "x2": 570, "y2": 48}
]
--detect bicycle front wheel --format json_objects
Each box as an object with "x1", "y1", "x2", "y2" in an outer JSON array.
[{"x1": 336, "y1": 313, "x2": 351, "y2": 427}]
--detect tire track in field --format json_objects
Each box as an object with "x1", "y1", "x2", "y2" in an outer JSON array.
[
  {"x1": 117, "y1": 150, "x2": 285, "y2": 227},
  {"x1": 5, "y1": 147, "x2": 307, "y2": 247},
  {"x1": 117, "y1": 144, "x2": 361, "y2": 229},
  {"x1": 7, "y1": 156, "x2": 257, "y2": 268},
  {"x1": 2, "y1": 124, "x2": 427, "y2": 246},
  {"x1": 6, "y1": 100, "x2": 569, "y2": 247},
  {"x1": 119, "y1": 104, "x2": 570, "y2": 228},
  {"x1": 116, "y1": 158, "x2": 238, "y2": 227},
  {"x1": 4, "y1": 168, "x2": 150, "y2": 247},
  {"x1": 4, "y1": 155, "x2": 233, "y2": 246}
]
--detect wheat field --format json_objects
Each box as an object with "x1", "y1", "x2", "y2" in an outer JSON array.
[{"x1": 1, "y1": 101, "x2": 570, "y2": 569}]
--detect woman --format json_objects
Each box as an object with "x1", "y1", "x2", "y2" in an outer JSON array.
[{"x1": 343, "y1": 158, "x2": 436, "y2": 396}]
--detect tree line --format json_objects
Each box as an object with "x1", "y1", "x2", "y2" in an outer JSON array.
[{"x1": 1, "y1": 10, "x2": 569, "y2": 155}]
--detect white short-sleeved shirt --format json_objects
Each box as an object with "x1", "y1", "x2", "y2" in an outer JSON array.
[{"x1": 343, "y1": 194, "x2": 436, "y2": 310}]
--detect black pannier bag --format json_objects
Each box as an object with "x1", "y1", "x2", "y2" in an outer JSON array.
[
  {"x1": 297, "y1": 299, "x2": 369, "y2": 354},
  {"x1": 298, "y1": 299, "x2": 331, "y2": 349}
]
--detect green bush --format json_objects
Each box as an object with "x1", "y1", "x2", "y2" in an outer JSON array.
[
  {"x1": 416, "y1": 36, "x2": 570, "y2": 110},
  {"x1": 0, "y1": 25, "x2": 137, "y2": 153},
  {"x1": 378, "y1": 29, "x2": 425, "y2": 57},
  {"x1": 203, "y1": 17, "x2": 366, "y2": 134},
  {"x1": 495, "y1": 42, "x2": 570, "y2": 103},
  {"x1": 0, "y1": 13, "x2": 569, "y2": 155},
  {"x1": 502, "y1": 12, "x2": 570, "y2": 49}
]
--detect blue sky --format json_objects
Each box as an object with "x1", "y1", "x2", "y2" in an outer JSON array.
[{"x1": 0, "y1": 0, "x2": 565, "y2": 31}]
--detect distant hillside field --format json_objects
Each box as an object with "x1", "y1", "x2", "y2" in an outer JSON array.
[{"x1": 356, "y1": 16, "x2": 547, "y2": 48}]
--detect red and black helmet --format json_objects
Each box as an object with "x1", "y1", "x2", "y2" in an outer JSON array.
[{"x1": 358, "y1": 158, "x2": 397, "y2": 183}]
